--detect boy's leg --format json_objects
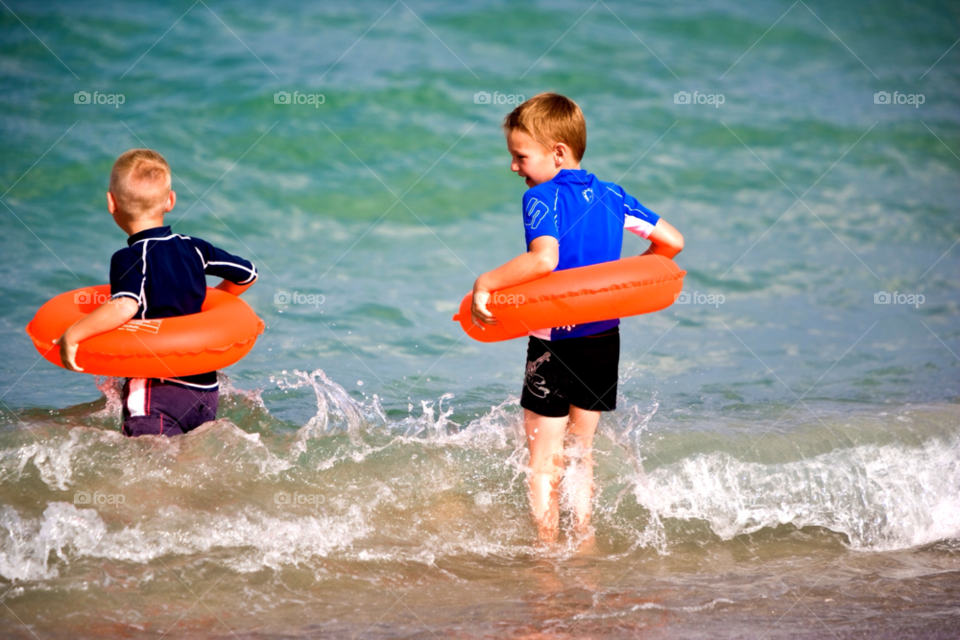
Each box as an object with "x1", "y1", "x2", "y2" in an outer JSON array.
[
  {"x1": 121, "y1": 379, "x2": 186, "y2": 437},
  {"x1": 562, "y1": 328, "x2": 619, "y2": 534},
  {"x1": 185, "y1": 388, "x2": 218, "y2": 432},
  {"x1": 121, "y1": 379, "x2": 216, "y2": 437},
  {"x1": 524, "y1": 408, "x2": 568, "y2": 543},
  {"x1": 520, "y1": 337, "x2": 574, "y2": 542},
  {"x1": 566, "y1": 405, "x2": 601, "y2": 531}
]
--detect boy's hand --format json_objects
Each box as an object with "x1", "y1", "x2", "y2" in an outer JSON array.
[
  {"x1": 471, "y1": 290, "x2": 497, "y2": 327},
  {"x1": 52, "y1": 296, "x2": 139, "y2": 373},
  {"x1": 468, "y1": 237, "x2": 559, "y2": 329},
  {"x1": 641, "y1": 219, "x2": 684, "y2": 259},
  {"x1": 55, "y1": 336, "x2": 84, "y2": 372},
  {"x1": 216, "y1": 278, "x2": 255, "y2": 296}
]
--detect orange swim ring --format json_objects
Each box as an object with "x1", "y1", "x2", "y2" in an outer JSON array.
[
  {"x1": 453, "y1": 254, "x2": 685, "y2": 342},
  {"x1": 26, "y1": 285, "x2": 264, "y2": 377}
]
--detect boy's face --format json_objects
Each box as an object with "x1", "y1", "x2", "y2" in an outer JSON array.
[{"x1": 506, "y1": 129, "x2": 561, "y2": 188}]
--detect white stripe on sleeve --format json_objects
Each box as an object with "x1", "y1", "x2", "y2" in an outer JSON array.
[
  {"x1": 624, "y1": 213, "x2": 656, "y2": 239},
  {"x1": 207, "y1": 260, "x2": 258, "y2": 284}
]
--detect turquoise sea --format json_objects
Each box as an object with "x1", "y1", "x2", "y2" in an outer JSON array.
[{"x1": 1, "y1": 1, "x2": 958, "y2": 637}]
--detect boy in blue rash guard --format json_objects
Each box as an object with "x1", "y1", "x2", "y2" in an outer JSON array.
[
  {"x1": 56, "y1": 149, "x2": 258, "y2": 437},
  {"x1": 470, "y1": 94, "x2": 684, "y2": 544}
]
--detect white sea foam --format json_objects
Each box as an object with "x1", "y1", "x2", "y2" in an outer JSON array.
[
  {"x1": 0, "y1": 501, "x2": 370, "y2": 580},
  {"x1": 632, "y1": 436, "x2": 960, "y2": 551}
]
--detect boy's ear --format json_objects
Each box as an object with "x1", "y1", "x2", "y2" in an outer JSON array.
[
  {"x1": 106, "y1": 191, "x2": 117, "y2": 215},
  {"x1": 164, "y1": 190, "x2": 177, "y2": 213},
  {"x1": 553, "y1": 142, "x2": 570, "y2": 166}
]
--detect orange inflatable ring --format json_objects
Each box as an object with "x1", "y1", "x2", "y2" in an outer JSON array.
[
  {"x1": 26, "y1": 285, "x2": 264, "y2": 377},
  {"x1": 453, "y1": 254, "x2": 685, "y2": 342}
]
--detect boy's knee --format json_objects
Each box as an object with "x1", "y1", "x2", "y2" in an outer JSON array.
[{"x1": 530, "y1": 450, "x2": 564, "y2": 475}]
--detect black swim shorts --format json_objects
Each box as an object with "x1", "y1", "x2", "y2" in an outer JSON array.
[{"x1": 520, "y1": 327, "x2": 620, "y2": 418}]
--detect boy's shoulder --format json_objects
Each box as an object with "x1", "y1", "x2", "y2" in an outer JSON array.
[
  {"x1": 110, "y1": 229, "x2": 208, "y2": 268},
  {"x1": 522, "y1": 178, "x2": 558, "y2": 203},
  {"x1": 110, "y1": 241, "x2": 139, "y2": 267},
  {"x1": 525, "y1": 170, "x2": 626, "y2": 210},
  {"x1": 538, "y1": 170, "x2": 624, "y2": 195}
]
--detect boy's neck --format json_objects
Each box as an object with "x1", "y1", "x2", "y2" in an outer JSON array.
[
  {"x1": 123, "y1": 217, "x2": 166, "y2": 237},
  {"x1": 546, "y1": 161, "x2": 582, "y2": 182}
]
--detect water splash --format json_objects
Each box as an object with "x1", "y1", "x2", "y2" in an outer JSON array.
[
  {"x1": 93, "y1": 376, "x2": 123, "y2": 419},
  {"x1": 632, "y1": 435, "x2": 960, "y2": 551},
  {"x1": 2, "y1": 369, "x2": 959, "y2": 592},
  {"x1": 0, "y1": 501, "x2": 370, "y2": 580},
  {"x1": 273, "y1": 368, "x2": 381, "y2": 452}
]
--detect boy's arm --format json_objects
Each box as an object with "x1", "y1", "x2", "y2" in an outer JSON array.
[
  {"x1": 471, "y1": 236, "x2": 559, "y2": 326},
  {"x1": 640, "y1": 219, "x2": 684, "y2": 259},
  {"x1": 194, "y1": 238, "x2": 258, "y2": 295},
  {"x1": 621, "y1": 188, "x2": 683, "y2": 259},
  {"x1": 215, "y1": 279, "x2": 255, "y2": 296},
  {"x1": 56, "y1": 297, "x2": 139, "y2": 372}
]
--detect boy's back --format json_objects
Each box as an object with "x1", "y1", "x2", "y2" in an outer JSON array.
[
  {"x1": 110, "y1": 225, "x2": 257, "y2": 389},
  {"x1": 57, "y1": 149, "x2": 258, "y2": 438},
  {"x1": 522, "y1": 168, "x2": 660, "y2": 340},
  {"x1": 111, "y1": 228, "x2": 256, "y2": 321}
]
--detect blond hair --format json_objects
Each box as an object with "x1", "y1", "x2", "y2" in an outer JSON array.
[
  {"x1": 109, "y1": 149, "x2": 171, "y2": 219},
  {"x1": 503, "y1": 92, "x2": 586, "y2": 161}
]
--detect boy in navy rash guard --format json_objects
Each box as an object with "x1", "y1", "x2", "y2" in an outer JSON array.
[
  {"x1": 470, "y1": 93, "x2": 684, "y2": 544},
  {"x1": 57, "y1": 149, "x2": 257, "y2": 437}
]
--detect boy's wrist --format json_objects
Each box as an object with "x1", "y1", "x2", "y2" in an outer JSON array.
[{"x1": 473, "y1": 276, "x2": 491, "y2": 295}]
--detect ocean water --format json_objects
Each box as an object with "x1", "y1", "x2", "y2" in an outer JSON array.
[{"x1": 1, "y1": 0, "x2": 958, "y2": 637}]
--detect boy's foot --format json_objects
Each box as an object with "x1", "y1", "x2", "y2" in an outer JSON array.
[
  {"x1": 534, "y1": 522, "x2": 560, "y2": 547},
  {"x1": 574, "y1": 531, "x2": 597, "y2": 555},
  {"x1": 572, "y1": 523, "x2": 597, "y2": 555}
]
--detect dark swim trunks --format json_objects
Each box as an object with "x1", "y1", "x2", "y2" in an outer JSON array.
[
  {"x1": 520, "y1": 327, "x2": 620, "y2": 418},
  {"x1": 121, "y1": 378, "x2": 219, "y2": 437}
]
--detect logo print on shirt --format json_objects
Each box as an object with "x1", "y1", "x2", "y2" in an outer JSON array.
[
  {"x1": 524, "y1": 198, "x2": 549, "y2": 229},
  {"x1": 582, "y1": 188, "x2": 594, "y2": 203}
]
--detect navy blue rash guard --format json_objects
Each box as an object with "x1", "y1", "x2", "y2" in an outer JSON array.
[{"x1": 109, "y1": 225, "x2": 257, "y2": 389}]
